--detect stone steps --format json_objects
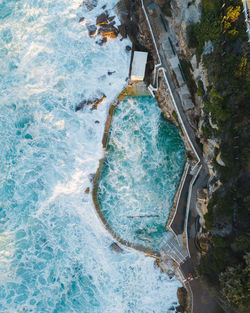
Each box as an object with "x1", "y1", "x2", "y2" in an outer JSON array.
[{"x1": 160, "y1": 232, "x2": 188, "y2": 265}]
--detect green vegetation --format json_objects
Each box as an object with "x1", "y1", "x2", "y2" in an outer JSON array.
[
  {"x1": 187, "y1": 0, "x2": 250, "y2": 311},
  {"x1": 197, "y1": 79, "x2": 205, "y2": 96},
  {"x1": 160, "y1": 0, "x2": 172, "y2": 17},
  {"x1": 172, "y1": 110, "x2": 178, "y2": 123},
  {"x1": 220, "y1": 253, "x2": 250, "y2": 310},
  {"x1": 179, "y1": 58, "x2": 197, "y2": 102}
]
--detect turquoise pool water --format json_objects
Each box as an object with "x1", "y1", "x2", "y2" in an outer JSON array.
[{"x1": 98, "y1": 96, "x2": 186, "y2": 250}]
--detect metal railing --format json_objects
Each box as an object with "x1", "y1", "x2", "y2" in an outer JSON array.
[{"x1": 140, "y1": 3, "x2": 203, "y2": 311}]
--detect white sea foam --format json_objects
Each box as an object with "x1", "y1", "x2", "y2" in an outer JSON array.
[
  {"x1": 98, "y1": 97, "x2": 186, "y2": 250},
  {"x1": 0, "y1": 0, "x2": 181, "y2": 312}
]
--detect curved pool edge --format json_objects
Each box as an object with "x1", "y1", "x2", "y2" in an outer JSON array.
[{"x1": 92, "y1": 97, "x2": 160, "y2": 259}]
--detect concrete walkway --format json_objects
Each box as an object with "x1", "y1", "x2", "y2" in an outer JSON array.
[
  {"x1": 140, "y1": 1, "x2": 225, "y2": 312},
  {"x1": 171, "y1": 174, "x2": 192, "y2": 235}
]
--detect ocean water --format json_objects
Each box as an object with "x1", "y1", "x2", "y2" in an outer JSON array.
[
  {"x1": 0, "y1": 0, "x2": 181, "y2": 312},
  {"x1": 98, "y1": 97, "x2": 186, "y2": 250}
]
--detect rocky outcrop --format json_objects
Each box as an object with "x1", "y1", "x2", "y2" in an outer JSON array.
[
  {"x1": 76, "y1": 94, "x2": 106, "y2": 111},
  {"x1": 87, "y1": 24, "x2": 97, "y2": 38},
  {"x1": 98, "y1": 24, "x2": 119, "y2": 39},
  {"x1": 158, "y1": 0, "x2": 201, "y2": 56},
  {"x1": 110, "y1": 242, "x2": 123, "y2": 253},
  {"x1": 176, "y1": 287, "x2": 188, "y2": 313},
  {"x1": 85, "y1": 10, "x2": 119, "y2": 41},
  {"x1": 216, "y1": 151, "x2": 226, "y2": 167},
  {"x1": 116, "y1": 0, "x2": 156, "y2": 84},
  {"x1": 96, "y1": 12, "x2": 115, "y2": 26},
  {"x1": 196, "y1": 188, "x2": 208, "y2": 227},
  {"x1": 154, "y1": 73, "x2": 176, "y2": 125},
  {"x1": 83, "y1": 0, "x2": 97, "y2": 11},
  {"x1": 85, "y1": 187, "x2": 90, "y2": 194}
]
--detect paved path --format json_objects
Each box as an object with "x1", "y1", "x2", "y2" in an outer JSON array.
[
  {"x1": 171, "y1": 174, "x2": 192, "y2": 235},
  {"x1": 141, "y1": 1, "x2": 226, "y2": 312},
  {"x1": 144, "y1": 0, "x2": 202, "y2": 159}
]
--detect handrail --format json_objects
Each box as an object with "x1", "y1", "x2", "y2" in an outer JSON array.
[
  {"x1": 141, "y1": 0, "x2": 201, "y2": 164},
  {"x1": 141, "y1": 0, "x2": 161, "y2": 63},
  {"x1": 140, "y1": 3, "x2": 203, "y2": 311},
  {"x1": 184, "y1": 164, "x2": 202, "y2": 257},
  {"x1": 167, "y1": 162, "x2": 190, "y2": 231}
]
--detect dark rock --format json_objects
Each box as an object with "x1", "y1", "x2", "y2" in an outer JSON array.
[
  {"x1": 95, "y1": 120, "x2": 100, "y2": 124},
  {"x1": 101, "y1": 5, "x2": 106, "y2": 10},
  {"x1": 108, "y1": 16, "x2": 115, "y2": 23},
  {"x1": 110, "y1": 242, "x2": 123, "y2": 253},
  {"x1": 176, "y1": 287, "x2": 187, "y2": 313},
  {"x1": 96, "y1": 13, "x2": 115, "y2": 26},
  {"x1": 85, "y1": 187, "x2": 90, "y2": 194},
  {"x1": 175, "y1": 305, "x2": 184, "y2": 313},
  {"x1": 87, "y1": 24, "x2": 97, "y2": 38},
  {"x1": 79, "y1": 17, "x2": 85, "y2": 23},
  {"x1": 126, "y1": 45, "x2": 131, "y2": 51},
  {"x1": 76, "y1": 100, "x2": 87, "y2": 111},
  {"x1": 96, "y1": 38, "x2": 107, "y2": 46},
  {"x1": 118, "y1": 24, "x2": 127, "y2": 38},
  {"x1": 84, "y1": 0, "x2": 97, "y2": 11},
  {"x1": 88, "y1": 173, "x2": 95, "y2": 183},
  {"x1": 108, "y1": 70, "x2": 116, "y2": 75},
  {"x1": 76, "y1": 94, "x2": 106, "y2": 111},
  {"x1": 96, "y1": 12, "x2": 109, "y2": 26},
  {"x1": 91, "y1": 94, "x2": 106, "y2": 110}
]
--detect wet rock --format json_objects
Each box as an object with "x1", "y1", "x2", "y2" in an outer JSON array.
[
  {"x1": 85, "y1": 187, "x2": 90, "y2": 194},
  {"x1": 108, "y1": 16, "x2": 115, "y2": 23},
  {"x1": 84, "y1": 0, "x2": 97, "y2": 11},
  {"x1": 110, "y1": 242, "x2": 123, "y2": 253},
  {"x1": 96, "y1": 12, "x2": 109, "y2": 26},
  {"x1": 175, "y1": 305, "x2": 184, "y2": 313},
  {"x1": 91, "y1": 94, "x2": 106, "y2": 110},
  {"x1": 76, "y1": 94, "x2": 106, "y2": 111},
  {"x1": 176, "y1": 287, "x2": 187, "y2": 313},
  {"x1": 118, "y1": 24, "x2": 127, "y2": 38},
  {"x1": 79, "y1": 17, "x2": 85, "y2": 23},
  {"x1": 88, "y1": 173, "x2": 95, "y2": 183},
  {"x1": 87, "y1": 24, "x2": 97, "y2": 38},
  {"x1": 126, "y1": 45, "x2": 131, "y2": 51},
  {"x1": 96, "y1": 12, "x2": 116, "y2": 26},
  {"x1": 96, "y1": 38, "x2": 107, "y2": 46},
  {"x1": 108, "y1": 70, "x2": 116, "y2": 75},
  {"x1": 98, "y1": 24, "x2": 119, "y2": 39}
]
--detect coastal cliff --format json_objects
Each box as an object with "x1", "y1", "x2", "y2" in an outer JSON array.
[
  {"x1": 114, "y1": 0, "x2": 249, "y2": 312},
  {"x1": 155, "y1": 1, "x2": 249, "y2": 312}
]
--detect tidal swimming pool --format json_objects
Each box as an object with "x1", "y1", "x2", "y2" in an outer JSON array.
[{"x1": 97, "y1": 96, "x2": 186, "y2": 251}]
